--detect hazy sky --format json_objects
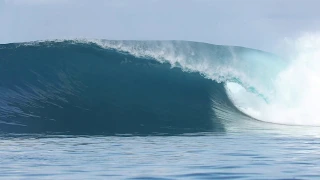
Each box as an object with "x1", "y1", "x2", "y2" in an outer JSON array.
[{"x1": 1, "y1": 0, "x2": 320, "y2": 52}]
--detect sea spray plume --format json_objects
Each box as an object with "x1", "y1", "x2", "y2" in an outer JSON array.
[
  {"x1": 91, "y1": 40, "x2": 284, "y2": 100},
  {"x1": 226, "y1": 33, "x2": 320, "y2": 126}
]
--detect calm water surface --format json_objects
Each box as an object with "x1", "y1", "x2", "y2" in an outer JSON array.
[{"x1": 1, "y1": 123, "x2": 320, "y2": 180}]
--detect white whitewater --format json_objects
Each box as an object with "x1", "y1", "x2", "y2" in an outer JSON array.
[{"x1": 226, "y1": 33, "x2": 320, "y2": 126}]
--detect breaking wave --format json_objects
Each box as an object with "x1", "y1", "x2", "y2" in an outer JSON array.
[{"x1": 0, "y1": 36, "x2": 318, "y2": 134}]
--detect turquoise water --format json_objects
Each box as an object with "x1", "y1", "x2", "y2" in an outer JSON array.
[
  {"x1": 1, "y1": 124, "x2": 320, "y2": 179},
  {"x1": 1, "y1": 40, "x2": 319, "y2": 179}
]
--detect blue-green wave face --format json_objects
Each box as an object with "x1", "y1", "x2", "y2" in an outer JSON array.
[{"x1": 0, "y1": 40, "x2": 286, "y2": 134}]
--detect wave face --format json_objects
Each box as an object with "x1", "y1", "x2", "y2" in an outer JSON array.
[{"x1": 0, "y1": 40, "x2": 289, "y2": 134}]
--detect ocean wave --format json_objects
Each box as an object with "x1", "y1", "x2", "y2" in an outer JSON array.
[{"x1": 1, "y1": 38, "x2": 317, "y2": 134}]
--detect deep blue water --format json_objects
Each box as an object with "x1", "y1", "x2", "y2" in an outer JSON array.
[{"x1": 0, "y1": 40, "x2": 319, "y2": 179}]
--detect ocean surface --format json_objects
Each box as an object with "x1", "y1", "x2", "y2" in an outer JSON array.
[{"x1": 0, "y1": 40, "x2": 319, "y2": 179}]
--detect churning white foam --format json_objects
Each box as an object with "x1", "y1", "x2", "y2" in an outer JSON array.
[{"x1": 226, "y1": 33, "x2": 320, "y2": 126}]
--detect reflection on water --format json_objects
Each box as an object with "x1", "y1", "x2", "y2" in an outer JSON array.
[{"x1": 1, "y1": 121, "x2": 320, "y2": 179}]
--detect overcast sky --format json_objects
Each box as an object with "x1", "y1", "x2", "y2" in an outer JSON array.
[{"x1": 1, "y1": 0, "x2": 320, "y2": 52}]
